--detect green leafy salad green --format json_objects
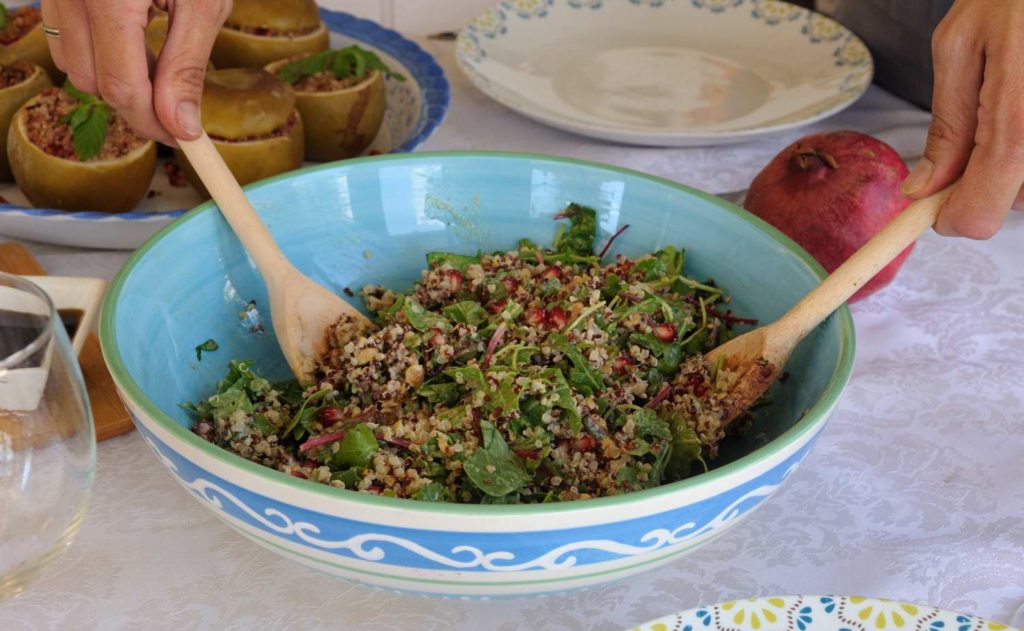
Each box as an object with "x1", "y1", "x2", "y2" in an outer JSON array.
[{"x1": 187, "y1": 204, "x2": 757, "y2": 504}]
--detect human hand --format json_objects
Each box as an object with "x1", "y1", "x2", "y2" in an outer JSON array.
[
  {"x1": 39, "y1": 0, "x2": 232, "y2": 145},
  {"x1": 901, "y1": 0, "x2": 1024, "y2": 239}
]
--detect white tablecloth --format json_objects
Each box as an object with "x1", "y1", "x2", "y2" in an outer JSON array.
[{"x1": 2, "y1": 23, "x2": 1023, "y2": 631}]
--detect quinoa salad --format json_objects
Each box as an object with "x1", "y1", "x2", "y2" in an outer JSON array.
[{"x1": 187, "y1": 204, "x2": 759, "y2": 504}]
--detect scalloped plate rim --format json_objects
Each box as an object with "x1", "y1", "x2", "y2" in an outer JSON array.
[{"x1": 456, "y1": 0, "x2": 874, "y2": 146}]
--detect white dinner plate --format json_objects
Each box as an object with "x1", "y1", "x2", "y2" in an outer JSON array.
[
  {"x1": 456, "y1": 0, "x2": 873, "y2": 147},
  {"x1": 0, "y1": 8, "x2": 449, "y2": 250},
  {"x1": 630, "y1": 595, "x2": 1015, "y2": 631}
]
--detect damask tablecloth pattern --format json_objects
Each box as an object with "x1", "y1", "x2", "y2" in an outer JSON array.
[{"x1": 0, "y1": 32, "x2": 1022, "y2": 631}]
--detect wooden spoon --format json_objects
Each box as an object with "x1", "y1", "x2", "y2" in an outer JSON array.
[
  {"x1": 706, "y1": 187, "x2": 953, "y2": 424},
  {"x1": 176, "y1": 133, "x2": 371, "y2": 382}
]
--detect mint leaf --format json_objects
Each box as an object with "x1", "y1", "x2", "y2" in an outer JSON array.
[
  {"x1": 464, "y1": 421, "x2": 530, "y2": 497},
  {"x1": 63, "y1": 81, "x2": 97, "y2": 105},
  {"x1": 60, "y1": 81, "x2": 111, "y2": 161},
  {"x1": 277, "y1": 50, "x2": 333, "y2": 84},
  {"x1": 277, "y1": 46, "x2": 406, "y2": 85},
  {"x1": 0, "y1": 4, "x2": 8, "y2": 30},
  {"x1": 75, "y1": 104, "x2": 109, "y2": 160}
]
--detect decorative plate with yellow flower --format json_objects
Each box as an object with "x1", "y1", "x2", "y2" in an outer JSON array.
[{"x1": 631, "y1": 595, "x2": 1017, "y2": 631}]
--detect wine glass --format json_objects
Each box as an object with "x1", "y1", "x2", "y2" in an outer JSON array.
[
  {"x1": 1011, "y1": 603, "x2": 1023, "y2": 628},
  {"x1": 0, "y1": 272, "x2": 96, "y2": 601}
]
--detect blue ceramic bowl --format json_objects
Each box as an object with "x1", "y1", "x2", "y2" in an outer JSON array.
[{"x1": 100, "y1": 153, "x2": 854, "y2": 598}]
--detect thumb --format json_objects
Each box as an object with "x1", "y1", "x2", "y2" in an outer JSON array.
[
  {"x1": 902, "y1": 20, "x2": 982, "y2": 198},
  {"x1": 151, "y1": 1, "x2": 229, "y2": 140}
]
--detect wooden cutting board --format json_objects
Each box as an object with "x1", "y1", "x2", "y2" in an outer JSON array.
[{"x1": 0, "y1": 242, "x2": 134, "y2": 441}]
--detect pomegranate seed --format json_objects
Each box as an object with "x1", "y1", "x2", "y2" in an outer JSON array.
[
  {"x1": 318, "y1": 407, "x2": 344, "y2": 424},
  {"x1": 427, "y1": 329, "x2": 445, "y2": 347},
  {"x1": 444, "y1": 269, "x2": 463, "y2": 292},
  {"x1": 547, "y1": 307, "x2": 568, "y2": 330},
  {"x1": 304, "y1": 459, "x2": 319, "y2": 469},
  {"x1": 487, "y1": 299, "x2": 508, "y2": 314},
  {"x1": 653, "y1": 323, "x2": 678, "y2": 343},
  {"x1": 687, "y1": 372, "x2": 708, "y2": 397},
  {"x1": 501, "y1": 277, "x2": 520, "y2": 293},
  {"x1": 525, "y1": 308, "x2": 547, "y2": 327},
  {"x1": 291, "y1": 470, "x2": 308, "y2": 479},
  {"x1": 575, "y1": 435, "x2": 597, "y2": 452},
  {"x1": 540, "y1": 266, "x2": 561, "y2": 281},
  {"x1": 612, "y1": 355, "x2": 635, "y2": 375}
]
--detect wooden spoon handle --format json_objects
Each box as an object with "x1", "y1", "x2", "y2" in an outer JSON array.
[
  {"x1": 177, "y1": 134, "x2": 289, "y2": 277},
  {"x1": 774, "y1": 186, "x2": 953, "y2": 343}
]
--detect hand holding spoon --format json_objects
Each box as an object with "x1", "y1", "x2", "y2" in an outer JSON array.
[
  {"x1": 177, "y1": 133, "x2": 371, "y2": 382},
  {"x1": 707, "y1": 186, "x2": 953, "y2": 424}
]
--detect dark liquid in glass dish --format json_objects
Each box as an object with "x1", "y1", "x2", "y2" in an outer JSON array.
[{"x1": 0, "y1": 308, "x2": 82, "y2": 361}]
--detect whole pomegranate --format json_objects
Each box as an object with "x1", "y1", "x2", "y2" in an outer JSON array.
[{"x1": 744, "y1": 130, "x2": 911, "y2": 301}]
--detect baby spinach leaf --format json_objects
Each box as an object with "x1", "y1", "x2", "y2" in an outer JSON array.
[
  {"x1": 426, "y1": 251, "x2": 479, "y2": 271},
  {"x1": 632, "y1": 408, "x2": 672, "y2": 442},
  {"x1": 284, "y1": 388, "x2": 332, "y2": 437},
  {"x1": 444, "y1": 366, "x2": 486, "y2": 390},
  {"x1": 443, "y1": 301, "x2": 487, "y2": 326},
  {"x1": 331, "y1": 423, "x2": 380, "y2": 469},
  {"x1": 602, "y1": 273, "x2": 624, "y2": 300},
  {"x1": 464, "y1": 421, "x2": 530, "y2": 497},
  {"x1": 403, "y1": 298, "x2": 445, "y2": 332},
  {"x1": 635, "y1": 246, "x2": 685, "y2": 282},
  {"x1": 417, "y1": 379, "x2": 461, "y2": 406},
  {"x1": 665, "y1": 411, "x2": 707, "y2": 482},
  {"x1": 208, "y1": 387, "x2": 253, "y2": 419},
  {"x1": 412, "y1": 482, "x2": 449, "y2": 502},
  {"x1": 489, "y1": 376, "x2": 520, "y2": 416}
]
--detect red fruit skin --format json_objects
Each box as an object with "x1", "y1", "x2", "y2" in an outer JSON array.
[{"x1": 744, "y1": 130, "x2": 912, "y2": 301}]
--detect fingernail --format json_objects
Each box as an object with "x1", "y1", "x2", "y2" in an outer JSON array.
[
  {"x1": 177, "y1": 101, "x2": 201, "y2": 138},
  {"x1": 901, "y1": 158, "x2": 934, "y2": 195}
]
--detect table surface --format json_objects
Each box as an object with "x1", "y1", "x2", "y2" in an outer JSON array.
[{"x1": 2, "y1": 16, "x2": 1024, "y2": 631}]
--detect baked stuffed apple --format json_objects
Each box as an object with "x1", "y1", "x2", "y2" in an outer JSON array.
[
  {"x1": 268, "y1": 45, "x2": 401, "y2": 161},
  {"x1": 8, "y1": 85, "x2": 157, "y2": 212},
  {"x1": 174, "y1": 68, "x2": 304, "y2": 196},
  {"x1": 0, "y1": 4, "x2": 59, "y2": 81},
  {"x1": 0, "y1": 50, "x2": 51, "y2": 180},
  {"x1": 211, "y1": 0, "x2": 328, "y2": 69}
]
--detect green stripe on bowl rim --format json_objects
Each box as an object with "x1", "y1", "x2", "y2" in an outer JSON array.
[{"x1": 99, "y1": 150, "x2": 856, "y2": 518}]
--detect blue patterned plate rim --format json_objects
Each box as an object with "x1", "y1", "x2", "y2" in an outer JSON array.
[
  {"x1": 100, "y1": 150, "x2": 856, "y2": 517},
  {"x1": 0, "y1": 7, "x2": 449, "y2": 223}
]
